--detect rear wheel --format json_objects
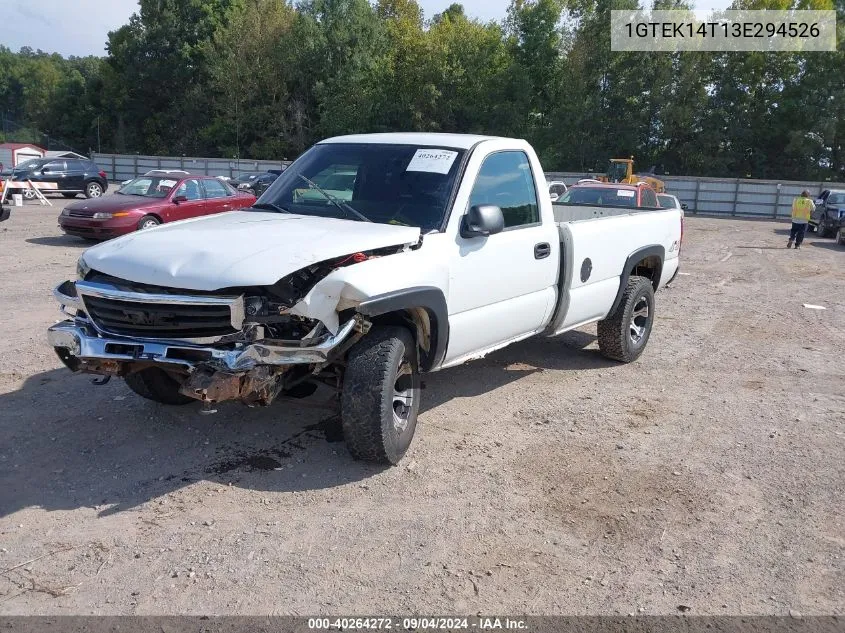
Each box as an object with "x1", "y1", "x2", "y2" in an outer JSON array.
[
  {"x1": 85, "y1": 181, "x2": 103, "y2": 198},
  {"x1": 125, "y1": 368, "x2": 193, "y2": 405},
  {"x1": 341, "y1": 326, "x2": 420, "y2": 465},
  {"x1": 597, "y1": 275, "x2": 655, "y2": 363},
  {"x1": 22, "y1": 188, "x2": 37, "y2": 200},
  {"x1": 137, "y1": 215, "x2": 160, "y2": 230}
]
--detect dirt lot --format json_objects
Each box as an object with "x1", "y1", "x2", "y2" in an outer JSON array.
[{"x1": 0, "y1": 199, "x2": 842, "y2": 616}]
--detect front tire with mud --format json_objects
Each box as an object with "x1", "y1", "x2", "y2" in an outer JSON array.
[
  {"x1": 341, "y1": 326, "x2": 420, "y2": 465},
  {"x1": 124, "y1": 368, "x2": 193, "y2": 405},
  {"x1": 597, "y1": 275, "x2": 655, "y2": 363}
]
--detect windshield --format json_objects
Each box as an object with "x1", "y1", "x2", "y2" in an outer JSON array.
[
  {"x1": 117, "y1": 176, "x2": 182, "y2": 198},
  {"x1": 827, "y1": 193, "x2": 845, "y2": 205},
  {"x1": 559, "y1": 186, "x2": 638, "y2": 208},
  {"x1": 606, "y1": 161, "x2": 629, "y2": 183},
  {"x1": 14, "y1": 159, "x2": 44, "y2": 172},
  {"x1": 256, "y1": 143, "x2": 466, "y2": 231}
]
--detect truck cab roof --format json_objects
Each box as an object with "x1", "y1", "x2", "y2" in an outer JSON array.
[{"x1": 319, "y1": 133, "x2": 506, "y2": 150}]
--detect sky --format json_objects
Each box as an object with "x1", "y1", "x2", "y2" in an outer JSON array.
[{"x1": 5, "y1": 0, "x2": 735, "y2": 58}]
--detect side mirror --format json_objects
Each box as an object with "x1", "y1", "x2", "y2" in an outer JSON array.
[
  {"x1": 461, "y1": 204, "x2": 505, "y2": 238},
  {"x1": 681, "y1": 203, "x2": 688, "y2": 211},
  {"x1": 172, "y1": 195, "x2": 187, "y2": 204},
  {"x1": 549, "y1": 193, "x2": 559, "y2": 202}
]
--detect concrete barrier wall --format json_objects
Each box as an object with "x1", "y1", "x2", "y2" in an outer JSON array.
[{"x1": 92, "y1": 153, "x2": 843, "y2": 220}]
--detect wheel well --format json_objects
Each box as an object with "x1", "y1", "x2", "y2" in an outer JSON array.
[
  {"x1": 631, "y1": 255, "x2": 663, "y2": 291},
  {"x1": 140, "y1": 213, "x2": 163, "y2": 224},
  {"x1": 370, "y1": 308, "x2": 434, "y2": 369}
]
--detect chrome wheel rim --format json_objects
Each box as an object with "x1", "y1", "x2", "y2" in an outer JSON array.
[
  {"x1": 23, "y1": 189, "x2": 36, "y2": 199},
  {"x1": 392, "y1": 360, "x2": 415, "y2": 432},
  {"x1": 140, "y1": 220, "x2": 157, "y2": 229},
  {"x1": 88, "y1": 185, "x2": 102, "y2": 197},
  {"x1": 629, "y1": 296, "x2": 650, "y2": 345}
]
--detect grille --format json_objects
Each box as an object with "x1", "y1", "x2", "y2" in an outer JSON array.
[
  {"x1": 68, "y1": 210, "x2": 93, "y2": 217},
  {"x1": 82, "y1": 295, "x2": 237, "y2": 339}
]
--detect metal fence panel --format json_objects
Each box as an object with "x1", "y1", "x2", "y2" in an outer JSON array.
[{"x1": 92, "y1": 153, "x2": 844, "y2": 219}]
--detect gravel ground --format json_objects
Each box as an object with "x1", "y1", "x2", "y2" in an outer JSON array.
[{"x1": 0, "y1": 200, "x2": 843, "y2": 616}]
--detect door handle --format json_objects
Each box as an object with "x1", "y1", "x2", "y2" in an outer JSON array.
[{"x1": 534, "y1": 242, "x2": 551, "y2": 259}]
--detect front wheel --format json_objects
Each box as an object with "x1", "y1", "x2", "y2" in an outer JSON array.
[
  {"x1": 341, "y1": 326, "x2": 420, "y2": 465},
  {"x1": 85, "y1": 181, "x2": 103, "y2": 198},
  {"x1": 137, "y1": 215, "x2": 160, "y2": 230},
  {"x1": 22, "y1": 188, "x2": 37, "y2": 200},
  {"x1": 819, "y1": 215, "x2": 835, "y2": 238},
  {"x1": 597, "y1": 275, "x2": 655, "y2": 363}
]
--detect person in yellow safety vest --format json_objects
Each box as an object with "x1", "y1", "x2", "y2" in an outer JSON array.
[{"x1": 788, "y1": 190, "x2": 814, "y2": 250}]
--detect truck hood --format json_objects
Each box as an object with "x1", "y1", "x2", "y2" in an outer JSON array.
[{"x1": 82, "y1": 211, "x2": 421, "y2": 290}]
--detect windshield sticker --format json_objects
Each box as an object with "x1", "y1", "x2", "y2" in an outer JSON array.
[
  {"x1": 406, "y1": 149, "x2": 459, "y2": 174},
  {"x1": 616, "y1": 190, "x2": 635, "y2": 198}
]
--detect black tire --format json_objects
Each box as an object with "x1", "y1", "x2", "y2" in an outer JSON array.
[
  {"x1": 62, "y1": 193, "x2": 78, "y2": 199},
  {"x1": 597, "y1": 275, "x2": 655, "y2": 363},
  {"x1": 84, "y1": 181, "x2": 104, "y2": 198},
  {"x1": 819, "y1": 214, "x2": 834, "y2": 238},
  {"x1": 124, "y1": 368, "x2": 193, "y2": 405},
  {"x1": 137, "y1": 215, "x2": 160, "y2": 230},
  {"x1": 341, "y1": 326, "x2": 420, "y2": 465}
]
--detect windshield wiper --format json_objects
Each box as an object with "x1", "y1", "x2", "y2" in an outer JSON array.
[
  {"x1": 251, "y1": 202, "x2": 290, "y2": 213},
  {"x1": 295, "y1": 174, "x2": 371, "y2": 223}
]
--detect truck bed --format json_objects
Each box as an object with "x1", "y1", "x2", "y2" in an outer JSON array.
[{"x1": 552, "y1": 203, "x2": 660, "y2": 223}]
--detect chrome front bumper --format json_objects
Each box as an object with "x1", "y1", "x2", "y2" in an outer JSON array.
[{"x1": 48, "y1": 318, "x2": 359, "y2": 372}]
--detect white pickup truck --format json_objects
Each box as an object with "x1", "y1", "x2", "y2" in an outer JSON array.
[{"x1": 49, "y1": 133, "x2": 682, "y2": 464}]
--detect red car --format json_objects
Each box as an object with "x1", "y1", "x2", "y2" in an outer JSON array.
[
  {"x1": 559, "y1": 181, "x2": 660, "y2": 208},
  {"x1": 58, "y1": 174, "x2": 256, "y2": 240}
]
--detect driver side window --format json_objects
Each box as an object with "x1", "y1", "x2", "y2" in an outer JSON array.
[
  {"x1": 469, "y1": 151, "x2": 539, "y2": 229},
  {"x1": 174, "y1": 179, "x2": 203, "y2": 201}
]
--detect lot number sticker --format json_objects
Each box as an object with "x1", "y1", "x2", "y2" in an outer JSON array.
[
  {"x1": 407, "y1": 149, "x2": 459, "y2": 174},
  {"x1": 616, "y1": 190, "x2": 635, "y2": 198}
]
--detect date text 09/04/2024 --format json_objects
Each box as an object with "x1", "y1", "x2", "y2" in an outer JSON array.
[{"x1": 307, "y1": 617, "x2": 528, "y2": 630}]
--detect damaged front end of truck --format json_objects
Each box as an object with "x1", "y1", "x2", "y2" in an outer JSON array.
[{"x1": 47, "y1": 248, "x2": 404, "y2": 411}]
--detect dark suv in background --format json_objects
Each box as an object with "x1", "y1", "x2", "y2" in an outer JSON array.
[
  {"x1": 810, "y1": 189, "x2": 845, "y2": 238},
  {"x1": 8, "y1": 157, "x2": 108, "y2": 199}
]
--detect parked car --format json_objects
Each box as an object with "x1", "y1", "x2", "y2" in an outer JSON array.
[
  {"x1": 809, "y1": 189, "x2": 845, "y2": 237},
  {"x1": 58, "y1": 173, "x2": 256, "y2": 241},
  {"x1": 557, "y1": 180, "x2": 661, "y2": 209},
  {"x1": 837, "y1": 227, "x2": 845, "y2": 246},
  {"x1": 7, "y1": 157, "x2": 108, "y2": 199},
  {"x1": 547, "y1": 180, "x2": 568, "y2": 202},
  {"x1": 229, "y1": 171, "x2": 266, "y2": 190},
  {"x1": 657, "y1": 193, "x2": 688, "y2": 211},
  {"x1": 247, "y1": 172, "x2": 279, "y2": 197},
  {"x1": 48, "y1": 132, "x2": 682, "y2": 465}
]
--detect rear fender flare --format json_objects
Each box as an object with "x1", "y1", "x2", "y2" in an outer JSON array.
[{"x1": 608, "y1": 245, "x2": 664, "y2": 316}]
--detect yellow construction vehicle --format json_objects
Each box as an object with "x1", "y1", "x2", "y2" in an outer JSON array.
[{"x1": 598, "y1": 157, "x2": 665, "y2": 193}]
